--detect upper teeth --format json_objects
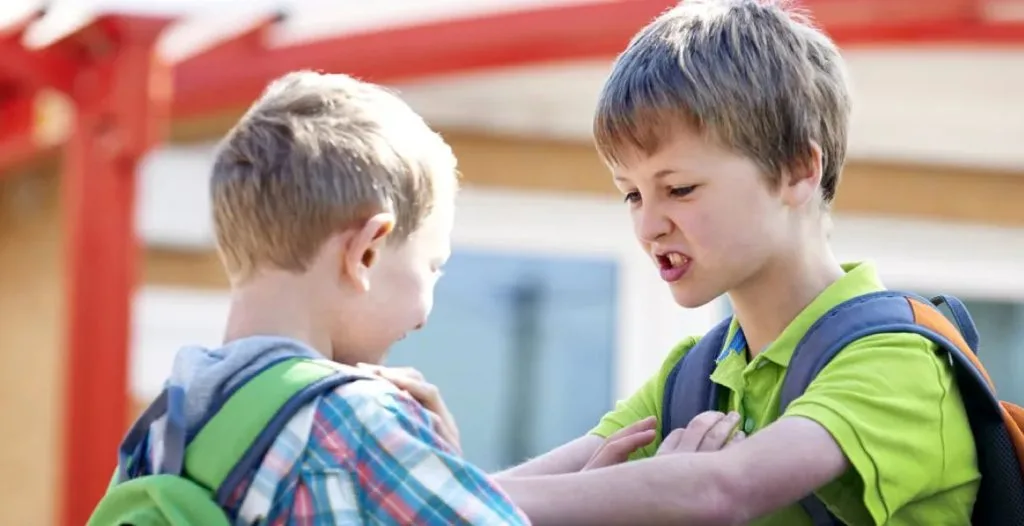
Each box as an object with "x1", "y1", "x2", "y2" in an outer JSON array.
[{"x1": 667, "y1": 253, "x2": 685, "y2": 267}]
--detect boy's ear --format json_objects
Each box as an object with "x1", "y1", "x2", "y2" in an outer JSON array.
[
  {"x1": 341, "y1": 212, "x2": 395, "y2": 292},
  {"x1": 781, "y1": 140, "x2": 824, "y2": 207}
]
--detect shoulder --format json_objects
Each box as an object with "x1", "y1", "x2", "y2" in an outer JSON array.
[
  {"x1": 319, "y1": 373, "x2": 429, "y2": 419},
  {"x1": 642, "y1": 334, "x2": 705, "y2": 413},
  {"x1": 657, "y1": 335, "x2": 703, "y2": 383},
  {"x1": 818, "y1": 331, "x2": 946, "y2": 380},
  {"x1": 293, "y1": 374, "x2": 444, "y2": 468},
  {"x1": 791, "y1": 331, "x2": 954, "y2": 410},
  {"x1": 799, "y1": 330, "x2": 969, "y2": 430},
  {"x1": 784, "y1": 332, "x2": 978, "y2": 523},
  {"x1": 297, "y1": 375, "x2": 530, "y2": 525}
]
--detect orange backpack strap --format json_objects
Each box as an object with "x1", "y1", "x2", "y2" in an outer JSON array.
[
  {"x1": 1004, "y1": 402, "x2": 1024, "y2": 465},
  {"x1": 908, "y1": 298, "x2": 1024, "y2": 466},
  {"x1": 906, "y1": 295, "x2": 1024, "y2": 523}
]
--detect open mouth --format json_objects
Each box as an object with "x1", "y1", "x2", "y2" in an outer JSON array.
[
  {"x1": 657, "y1": 252, "x2": 687, "y2": 269},
  {"x1": 655, "y1": 252, "x2": 691, "y2": 282}
]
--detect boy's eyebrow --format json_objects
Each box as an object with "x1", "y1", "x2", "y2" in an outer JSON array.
[{"x1": 613, "y1": 169, "x2": 678, "y2": 183}]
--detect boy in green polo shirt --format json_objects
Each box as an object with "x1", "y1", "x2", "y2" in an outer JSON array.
[{"x1": 490, "y1": 0, "x2": 981, "y2": 524}]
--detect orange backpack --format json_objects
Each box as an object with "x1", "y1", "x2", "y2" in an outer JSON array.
[{"x1": 662, "y1": 291, "x2": 1024, "y2": 524}]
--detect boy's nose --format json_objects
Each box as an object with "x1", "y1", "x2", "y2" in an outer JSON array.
[{"x1": 636, "y1": 205, "x2": 672, "y2": 243}]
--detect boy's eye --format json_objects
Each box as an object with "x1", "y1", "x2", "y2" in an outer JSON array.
[
  {"x1": 670, "y1": 185, "x2": 697, "y2": 198},
  {"x1": 623, "y1": 191, "x2": 641, "y2": 204}
]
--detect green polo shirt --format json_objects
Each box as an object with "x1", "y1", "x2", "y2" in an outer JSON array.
[{"x1": 592, "y1": 262, "x2": 979, "y2": 525}]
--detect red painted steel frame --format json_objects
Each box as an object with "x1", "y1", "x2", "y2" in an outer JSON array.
[
  {"x1": 2, "y1": 0, "x2": 1022, "y2": 170},
  {"x1": 170, "y1": 0, "x2": 1023, "y2": 119},
  {"x1": 56, "y1": 15, "x2": 174, "y2": 526},
  {"x1": 0, "y1": 94, "x2": 51, "y2": 170},
  {"x1": 0, "y1": 9, "x2": 60, "y2": 170}
]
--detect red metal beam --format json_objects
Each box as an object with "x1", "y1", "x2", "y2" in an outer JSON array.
[
  {"x1": 0, "y1": 93, "x2": 45, "y2": 169},
  {"x1": 827, "y1": 20, "x2": 1024, "y2": 45},
  {"x1": 0, "y1": 6, "x2": 45, "y2": 41},
  {"x1": 0, "y1": 8, "x2": 73, "y2": 176},
  {"x1": 170, "y1": 0, "x2": 1023, "y2": 119},
  {"x1": 172, "y1": 1, "x2": 660, "y2": 117},
  {"x1": 0, "y1": 8, "x2": 77, "y2": 91},
  {"x1": 0, "y1": 45, "x2": 78, "y2": 93},
  {"x1": 2, "y1": 0, "x2": 1021, "y2": 175},
  {"x1": 180, "y1": 11, "x2": 285, "y2": 67},
  {"x1": 59, "y1": 14, "x2": 174, "y2": 526}
]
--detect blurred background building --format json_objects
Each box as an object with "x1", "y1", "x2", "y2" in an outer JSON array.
[{"x1": 2, "y1": 0, "x2": 1024, "y2": 524}]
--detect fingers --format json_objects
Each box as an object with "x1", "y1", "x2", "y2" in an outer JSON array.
[
  {"x1": 388, "y1": 366, "x2": 425, "y2": 382},
  {"x1": 696, "y1": 411, "x2": 741, "y2": 452},
  {"x1": 659, "y1": 411, "x2": 741, "y2": 454},
  {"x1": 584, "y1": 417, "x2": 657, "y2": 470},
  {"x1": 356, "y1": 363, "x2": 424, "y2": 382},
  {"x1": 360, "y1": 365, "x2": 463, "y2": 453},
  {"x1": 727, "y1": 430, "x2": 746, "y2": 447},
  {"x1": 381, "y1": 370, "x2": 440, "y2": 404},
  {"x1": 604, "y1": 417, "x2": 657, "y2": 454},
  {"x1": 357, "y1": 364, "x2": 437, "y2": 404},
  {"x1": 658, "y1": 427, "x2": 685, "y2": 455},
  {"x1": 608, "y1": 416, "x2": 657, "y2": 438},
  {"x1": 671, "y1": 411, "x2": 727, "y2": 451}
]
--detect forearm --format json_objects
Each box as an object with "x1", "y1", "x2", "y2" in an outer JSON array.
[
  {"x1": 501, "y1": 453, "x2": 738, "y2": 526},
  {"x1": 494, "y1": 435, "x2": 602, "y2": 479},
  {"x1": 494, "y1": 455, "x2": 584, "y2": 479}
]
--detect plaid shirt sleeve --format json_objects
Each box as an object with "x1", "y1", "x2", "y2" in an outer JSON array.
[{"x1": 250, "y1": 380, "x2": 531, "y2": 525}]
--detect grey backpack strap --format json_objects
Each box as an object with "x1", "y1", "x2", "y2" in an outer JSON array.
[
  {"x1": 780, "y1": 291, "x2": 919, "y2": 412},
  {"x1": 930, "y1": 294, "x2": 980, "y2": 354},
  {"x1": 660, "y1": 318, "x2": 732, "y2": 439},
  {"x1": 780, "y1": 290, "x2": 925, "y2": 526}
]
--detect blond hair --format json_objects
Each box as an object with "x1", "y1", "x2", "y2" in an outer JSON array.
[
  {"x1": 210, "y1": 71, "x2": 456, "y2": 279},
  {"x1": 594, "y1": 0, "x2": 851, "y2": 203}
]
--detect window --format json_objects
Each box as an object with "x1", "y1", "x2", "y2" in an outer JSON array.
[{"x1": 387, "y1": 249, "x2": 618, "y2": 471}]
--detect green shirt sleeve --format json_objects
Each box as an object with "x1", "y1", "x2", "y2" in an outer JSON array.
[
  {"x1": 784, "y1": 333, "x2": 979, "y2": 525},
  {"x1": 589, "y1": 336, "x2": 700, "y2": 459}
]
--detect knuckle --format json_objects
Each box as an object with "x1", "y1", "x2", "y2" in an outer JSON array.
[
  {"x1": 689, "y1": 411, "x2": 723, "y2": 430},
  {"x1": 705, "y1": 427, "x2": 728, "y2": 442},
  {"x1": 403, "y1": 367, "x2": 426, "y2": 380}
]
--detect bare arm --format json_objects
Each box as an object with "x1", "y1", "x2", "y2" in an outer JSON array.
[
  {"x1": 495, "y1": 435, "x2": 603, "y2": 478},
  {"x1": 500, "y1": 416, "x2": 847, "y2": 525}
]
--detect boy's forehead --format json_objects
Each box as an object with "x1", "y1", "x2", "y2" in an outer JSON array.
[
  {"x1": 610, "y1": 126, "x2": 749, "y2": 184},
  {"x1": 605, "y1": 118, "x2": 713, "y2": 160},
  {"x1": 609, "y1": 128, "x2": 710, "y2": 179}
]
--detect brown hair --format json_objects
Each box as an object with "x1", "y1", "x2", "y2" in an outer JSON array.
[
  {"x1": 593, "y1": 0, "x2": 851, "y2": 203},
  {"x1": 210, "y1": 71, "x2": 457, "y2": 280}
]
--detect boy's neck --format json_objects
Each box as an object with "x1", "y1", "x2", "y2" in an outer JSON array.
[
  {"x1": 728, "y1": 245, "x2": 844, "y2": 357},
  {"x1": 223, "y1": 273, "x2": 334, "y2": 359}
]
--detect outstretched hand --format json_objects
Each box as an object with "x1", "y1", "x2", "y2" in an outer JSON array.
[
  {"x1": 657, "y1": 410, "x2": 745, "y2": 455},
  {"x1": 358, "y1": 364, "x2": 462, "y2": 455},
  {"x1": 583, "y1": 410, "x2": 746, "y2": 471},
  {"x1": 582, "y1": 417, "x2": 658, "y2": 470}
]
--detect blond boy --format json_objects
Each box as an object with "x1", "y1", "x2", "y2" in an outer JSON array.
[{"x1": 123, "y1": 71, "x2": 528, "y2": 524}]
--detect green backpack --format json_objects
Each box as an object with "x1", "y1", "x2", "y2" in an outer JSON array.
[{"x1": 88, "y1": 357, "x2": 363, "y2": 526}]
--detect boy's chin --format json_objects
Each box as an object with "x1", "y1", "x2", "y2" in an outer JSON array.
[
  {"x1": 330, "y1": 340, "x2": 389, "y2": 366},
  {"x1": 668, "y1": 284, "x2": 720, "y2": 310}
]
